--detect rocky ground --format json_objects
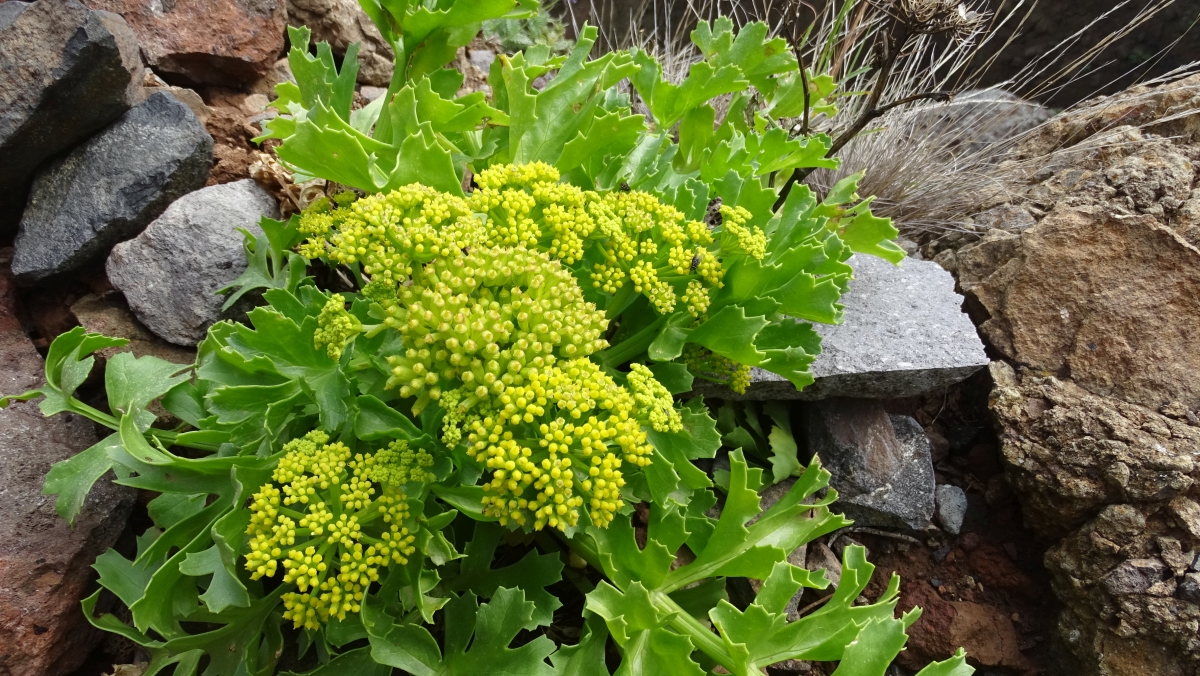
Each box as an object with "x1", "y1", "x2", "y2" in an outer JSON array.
[{"x1": 1, "y1": 0, "x2": 1198, "y2": 675}]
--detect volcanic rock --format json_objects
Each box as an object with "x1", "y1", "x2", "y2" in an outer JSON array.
[
  {"x1": 12, "y1": 91, "x2": 212, "y2": 282},
  {"x1": 0, "y1": 249, "x2": 135, "y2": 676},
  {"x1": 0, "y1": 0, "x2": 144, "y2": 234},
  {"x1": 83, "y1": 0, "x2": 286, "y2": 86}
]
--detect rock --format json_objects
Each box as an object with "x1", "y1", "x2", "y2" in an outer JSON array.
[
  {"x1": 83, "y1": 0, "x2": 286, "y2": 86},
  {"x1": 897, "y1": 580, "x2": 1028, "y2": 670},
  {"x1": 935, "y1": 485, "x2": 968, "y2": 535},
  {"x1": 0, "y1": 2, "x2": 29, "y2": 28},
  {"x1": 704, "y1": 254, "x2": 989, "y2": 400},
  {"x1": 0, "y1": 0, "x2": 144, "y2": 234},
  {"x1": 286, "y1": 0, "x2": 392, "y2": 86},
  {"x1": 963, "y1": 204, "x2": 1200, "y2": 411},
  {"x1": 971, "y1": 203, "x2": 1036, "y2": 233},
  {"x1": 1017, "y1": 73, "x2": 1200, "y2": 159},
  {"x1": 0, "y1": 249, "x2": 136, "y2": 676},
  {"x1": 803, "y1": 399, "x2": 934, "y2": 530},
  {"x1": 11, "y1": 91, "x2": 212, "y2": 283},
  {"x1": 1178, "y1": 573, "x2": 1200, "y2": 604},
  {"x1": 1047, "y1": 504, "x2": 1200, "y2": 676},
  {"x1": 808, "y1": 542, "x2": 842, "y2": 589},
  {"x1": 909, "y1": 88, "x2": 1053, "y2": 156},
  {"x1": 989, "y1": 362, "x2": 1200, "y2": 539},
  {"x1": 70, "y1": 294, "x2": 195, "y2": 365},
  {"x1": 106, "y1": 179, "x2": 279, "y2": 346}
]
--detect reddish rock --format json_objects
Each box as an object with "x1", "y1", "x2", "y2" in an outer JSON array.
[
  {"x1": 0, "y1": 249, "x2": 136, "y2": 676},
  {"x1": 899, "y1": 580, "x2": 1028, "y2": 670},
  {"x1": 83, "y1": 0, "x2": 286, "y2": 86}
]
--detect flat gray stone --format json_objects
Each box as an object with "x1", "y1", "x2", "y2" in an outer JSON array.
[
  {"x1": 0, "y1": 2, "x2": 29, "y2": 29},
  {"x1": 12, "y1": 91, "x2": 212, "y2": 282},
  {"x1": 107, "y1": 179, "x2": 279, "y2": 346},
  {"x1": 0, "y1": 0, "x2": 144, "y2": 234},
  {"x1": 702, "y1": 254, "x2": 989, "y2": 400},
  {"x1": 804, "y1": 398, "x2": 935, "y2": 531}
]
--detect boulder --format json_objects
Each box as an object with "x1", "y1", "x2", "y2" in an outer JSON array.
[
  {"x1": 0, "y1": 0, "x2": 144, "y2": 234},
  {"x1": 989, "y1": 361, "x2": 1200, "y2": 540},
  {"x1": 83, "y1": 0, "x2": 286, "y2": 86},
  {"x1": 12, "y1": 91, "x2": 212, "y2": 283},
  {"x1": 0, "y1": 249, "x2": 136, "y2": 676},
  {"x1": 704, "y1": 254, "x2": 989, "y2": 400},
  {"x1": 908, "y1": 88, "x2": 1053, "y2": 156},
  {"x1": 70, "y1": 294, "x2": 196, "y2": 366},
  {"x1": 286, "y1": 0, "x2": 393, "y2": 86},
  {"x1": 106, "y1": 179, "x2": 279, "y2": 346},
  {"x1": 1046, "y1": 504, "x2": 1200, "y2": 676},
  {"x1": 802, "y1": 398, "x2": 935, "y2": 530}
]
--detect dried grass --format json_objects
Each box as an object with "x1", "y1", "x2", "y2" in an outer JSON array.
[{"x1": 563, "y1": 0, "x2": 1200, "y2": 238}]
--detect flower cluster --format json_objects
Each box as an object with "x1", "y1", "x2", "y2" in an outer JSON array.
[
  {"x1": 296, "y1": 184, "x2": 485, "y2": 286},
  {"x1": 244, "y1": 431, "x2": 423, "y2": 629},
  {"x1": 376, "y1": 246, "x2": 610, "y2": 413},
  {"x1": 627, "y1": 364, "x2": 682, "y2": 433},
  {"x1": 313, "y1": 294, "x2": 361, "y2": 360},
  {"x1": 472, "y1": 163, "x2": 727, "y2": 318},
  {"x1": 454, "y1": 358, "x2": 654, "y2": 531},
  {"x1": 684, "y1": 343, "x2": 753, "y2": 395},
  {"x1": 716, "y1": 204, "x2": 767, "y2": 261}
]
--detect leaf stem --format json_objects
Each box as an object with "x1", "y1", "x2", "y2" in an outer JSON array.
[
  {"x1": 57, "y1": 396, "x2": 220, "y2": 451},
  {"x1": 595, "y1": 314, "x2": 668, "y2": 368}
]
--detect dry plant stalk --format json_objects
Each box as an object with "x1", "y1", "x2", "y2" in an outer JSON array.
[{"x1": 566, "y1": 0, "x2": 1198, "y2": 238}]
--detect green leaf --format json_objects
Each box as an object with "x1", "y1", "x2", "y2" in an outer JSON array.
[
  {"x1": 585, "y1": 582, "x2": 704, "y2": 676},
  {"x1": 355, "y1": 394, "x2": 424, "y2": 441},
  {"x1": 688, "y1": 306, "x2": 769, "y2": 366},
  {"x1": 43, "y1": 433, "x2": 120, "y2": 525},
  {"x1": 178, "y1": 508, "x2": 252, "y2": 614},
  {"x1": 841, "y1": 208, "x2": 905, "y2": 265},
  {"x1": 828, "y1": 617, "x2": 910, "y2": 676},
  {"x1": 449, "y1": 522, "x2": 564, "y2": 628},
  {"x1": 283, "y1": 647, "x2": 392, "y2": 676},
  {"x1": 369, "y1": 588, "x2": 557, "y2": 676},
  {"x1": 95, "y1": 547, "x2": 160, "y2": 608},
  {"x1": 551, "y1": 610, "x2": 611, "y2": 676},
  {"x1": 220, "y1": 215, "x2": 309, "y2": 310},
  {"x1": 914, "y1": 650, "x2": 975, "y2": 676},
  {"x1": 647, "y1": 362, "x2": 693, "y2": 395},
  {"x1": 767, "y1": 426, "x2": 801, "y2": 484},
  {"x1": 104, "y1": 352, "x2": 191, "y2": 416}
]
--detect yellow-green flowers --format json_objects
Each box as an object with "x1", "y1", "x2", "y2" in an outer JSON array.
[
  {"x1": 627, "y1": 364, "x2": 682, "y2": 433},
  {"x1": 313, "y1": 294, "x2": 361, "y2": 360},
  {"x1": 461, "y1": 358, "x2": 653, "y2": 532},
  {"x1": 377, "y1": 246, "x2": 610, "y2": 414},
  {"x1": 244, "y1": 431, "x2": 420, "y2": 630}
]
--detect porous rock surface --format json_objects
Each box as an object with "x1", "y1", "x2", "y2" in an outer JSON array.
[
  {"x1": 0, "y1": 0, "x2": 144, "y2": 234},
  {"x1": 12, "y1": 91, "x2": 213, "y2": 282},
  {"x1": 0, "y1": 249, "x2": 135, "y2": 676},
  {"x1": 83, "y1": 0, "x2": 286, "y2": 85},
  {"x1": 943, "y1": 73, "x2": 1200, "y2": 675},
  {"x1": 107, "y1": 179, "x2": 279, "y2": 346}
]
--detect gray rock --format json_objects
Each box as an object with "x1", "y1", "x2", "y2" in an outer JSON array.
[
  {"x1": 0, "y1": 250, "x2": 135, "y2": 676},
  {"x1": 106, "y1": 180, "x2": 279, "y2": 346},
  {"x1": 12, "y1": 92, "x2": 212, "y2": 282},
  {"x1": 1101, "y1": 558, "x2": 1168, "y2": 596},
  {"x1": 0, "y1": 1, "x2": 29, "y2": 29},
  {"x1": 0, "y1": 0, "x2": 144, "y2": 234},
  {"x1": 935, "y1": 484, "x2": 968, "y2": 535},
  {"x1": 1177, "y1": 572, "x2": 1200, "y2": 604},
  {"x1": 803, "y1": 399, "x2": 935, "y2": 530},
  {"x1": 702, "y1": 254, "x2": 989, "y2": 400},
  {"x1": 908, "y1": 88, "x2": 1053, "y2": 155}
]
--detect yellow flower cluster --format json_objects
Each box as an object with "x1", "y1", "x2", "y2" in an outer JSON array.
[
  {"x1": 458, "y1": 358, "x2": 654, "y2": 531},
  {"x1": 627, "y1": 364, "x2": 682, "y2": 433},
  {"x1": 244, "y1": 431, "x2": 423, "y2": 630},
  {"x1": 717, "y1": 204, "x2": 767, "y2": 261},
  {"x1": 377, "y1": 246, "x2": 610, "y2": 413},
  {"x1": 297, "y1": 184, "x2": 486, "y2": 286},
  {"x1": 313, "y1": 294, "x2": 362, "y2": 360}
]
